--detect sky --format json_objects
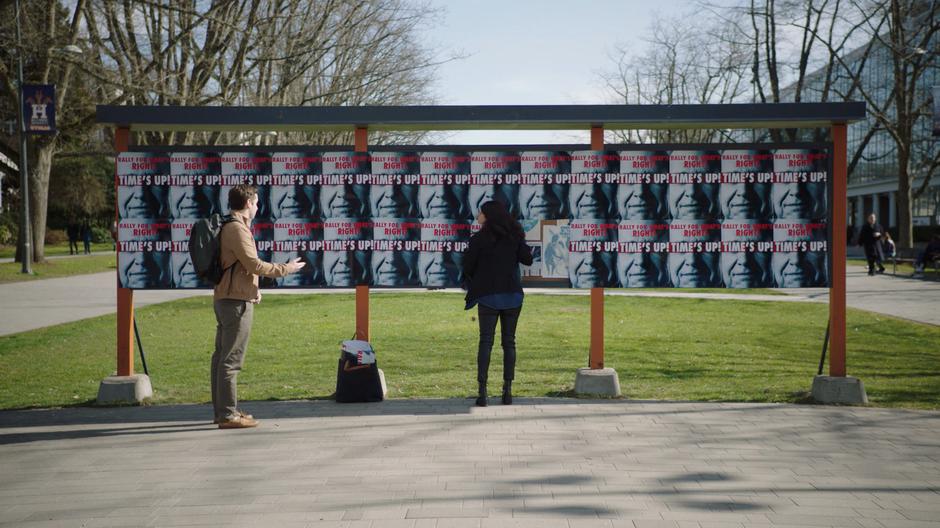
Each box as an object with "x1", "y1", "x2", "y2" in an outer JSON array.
[{"x1": 421, "y1": 0, "x2": 691, "y2": 144}]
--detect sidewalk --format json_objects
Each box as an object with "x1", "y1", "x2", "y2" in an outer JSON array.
[
  {"x1": 0, "y1": 250, "x2": 113, "y2": 263},
  {"x1": 1, "y1": 265, "x2": 938, "y2": 337},
  {"x1": 1, "y1": 399, "x2": 938, "y2": 527}
]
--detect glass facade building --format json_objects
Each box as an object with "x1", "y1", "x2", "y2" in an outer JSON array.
[{"x1": 772, "y1": 22, "x2": 939, "y2": 233}]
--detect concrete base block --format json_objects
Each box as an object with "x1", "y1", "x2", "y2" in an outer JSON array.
[
  {"x1": 378, "y1": 368, "x2": 388, "y2": 398},
  {"x1": 96, "y1": 374, "x2": 153, "y2": 405},
  {"x1": 574, "y1": 367, "x2": 621, "y2": 397},
  {"x1": 812, "y1": 375, "x2": 868, "y2": 404}
]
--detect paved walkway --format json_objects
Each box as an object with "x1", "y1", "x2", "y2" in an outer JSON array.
[
  {"x1": 0, "y1": 250, "x2": 114, "y2": 264},
  {"x1": 1, "y1": 399, "x2": 938, "y2": 527},
  {"x1": 1, "y1": 264, "x2": 937, "y2": 337}
]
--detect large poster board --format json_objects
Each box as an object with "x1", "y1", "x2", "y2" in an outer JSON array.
[{"x1": 116, "y1": 145, "x2": 831, "y2": 289}]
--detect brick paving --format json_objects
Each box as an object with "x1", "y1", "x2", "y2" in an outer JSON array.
[{"x1": 2, "y1": 399, "x2": 938, "y2": 527}]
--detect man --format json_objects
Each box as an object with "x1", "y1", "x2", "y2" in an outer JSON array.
[
  {"x1": 418, "y1": 183, "x2": 468, "y2": 220},
  {"x1": 568, "y1": 250, "x2": 617, "y2": 288},
  {"x1": 519, "y1": 183, "x2": 566, "y2": 220},
  {"x1": 568, "y1": 183, "x2": 616, "y2": 220},
  {"x1": 668, "y1": 149, "x2": 720, "y2": 221},
  {"x1": 213, "y1": 184, "x2": 305, "y2": 429},
  {"x1": 171, "y1": 252, "x2": 204, "y2": 288},
  {"x1": 667, "y1": 220, "x2": 722, "y2": 288},
  {"x1": 616, "y1": 220, "x2": 669, "y2": 287},
  {"x1": 770, "y1": 181, "x2": 826, "y2": 220},
  {"x1": 771, "y1": 251, "x2": 828, "y2": 287},
  {"x1": 617, "y1": 252, "x2": 669, "y2": 287},
  {"x1": 120, "y1": 250, "x2": 172, "y2": 289},
  {"x1": 719, "y1": 220, "x2": 774, "y2": 288},
  {"x1": 320, "y1": 183, "x2": 369, "y2": 219},
  {"x1": 372, "y1": 250, "x2": 419, "y2": 286},
  {"x1": 119, "y1": 184, "x2": 168, "y2": 220},
  {"x1": 857, "y1": 213, "x2": 886, "y2": 275},
  {"x1": 668, "y1": 182, "x2": 720, "y2": 221},
  {"x1": 667, "y1": 252, "x2": 722, "y2": 288},
  {"x1": 913, "y1": 233, "x2": 940, "y2": 276},
  {"x1": 323, "y1": 249, "x2": 370, "y2": 286},
  {"x1": 418, "y1": 250, "x2": 462, "y2": 287},
  {"x1": 270, "y1": 184, "x2": 318, "y2": 220},
  {"x1": 617, "y1": 181, "x2": 669, "y2": 221},
  {"x1": 170, "y1": 183, "x2": 219, "y2": 220},
  {"x1": 370, "y1": 183, "x2": 419, "y2": 219}
]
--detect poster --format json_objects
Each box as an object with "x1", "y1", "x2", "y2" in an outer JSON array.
[{"x1": 116, "y1": 145, "x2": 831, "y2": 289}]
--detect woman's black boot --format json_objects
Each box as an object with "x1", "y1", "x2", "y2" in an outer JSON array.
[
  {"x1": 475, "y1": 382, "x2": 487, "y2": 407},
  {"x1": 502, "y1": 380, "x2": 512, "y2": 405}
]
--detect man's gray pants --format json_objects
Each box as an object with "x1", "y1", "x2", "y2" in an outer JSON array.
[{"x1": 212, "y1": 299, "x2": 254, "y2": 421}]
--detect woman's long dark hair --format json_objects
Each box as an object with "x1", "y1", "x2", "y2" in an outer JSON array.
[{"x1": 480, "y1": 200, "x2": 525, "y2": 240}]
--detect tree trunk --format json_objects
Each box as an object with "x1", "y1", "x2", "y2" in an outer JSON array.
[
  {"x1": 896, "y1": 149, "x2": 913, "y2": 250},
  {"x1": 29, "y1": 141, "x2": 55, "y2": 263}
]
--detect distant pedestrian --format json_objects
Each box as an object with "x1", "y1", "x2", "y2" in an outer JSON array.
[
  {"x1": 67, "y1": 222, "x2": 79, "y2": 255},
  {"x1": 81, "y1": 221, "x2": 92, "y2": 254},
  {"x1": 857, "y1": 213, "x2": 886, "y2": 276},
  {"x1": 913, "y1": 233, "x2": 940, "y2": 276},
  {"x1": 110, "y1": 220, "x2": 118, "y2": 251},
  {"x1": 881, "y1": 232, "x2": 896, "y2": 260}
]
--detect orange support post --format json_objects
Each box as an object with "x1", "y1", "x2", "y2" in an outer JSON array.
[
  {"x1": 114, "y1": 127, "x2": 134, "y2": 376},
  {"x1": 355, "y1": 285, "x2": 370, "y2": 341},
  {"x1": 829, "y1": 123, "x2": 848, "y2": 377},
  {"x1": 589, "y1": 125, "x2": 605, "y2": 369},
  {"x1": 355, "y1": 126, "x2": 370, "y2": 341}
]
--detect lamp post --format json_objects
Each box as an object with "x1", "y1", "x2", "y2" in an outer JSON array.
[{"x1": 14, "y1": 0, "x2": 30, "y2": 274}]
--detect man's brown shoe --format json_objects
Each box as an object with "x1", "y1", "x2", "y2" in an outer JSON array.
[
  {"x1": 213, "y1": 411, "x2": 253, "y2": 425},
  {"x1": 218, "y1": 415, "x2": 259, "y2": 429}
]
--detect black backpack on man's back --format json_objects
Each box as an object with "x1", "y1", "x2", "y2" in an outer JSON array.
[{"x1": 188, "y1": 214, "x2": 237, "y2": 285}]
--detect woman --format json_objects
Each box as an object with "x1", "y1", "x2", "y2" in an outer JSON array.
[{"x1": 463, "y1": 200, "x2": 534, "y2": 406}]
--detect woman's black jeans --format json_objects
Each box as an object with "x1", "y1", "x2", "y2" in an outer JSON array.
[{"x1": 477, "y1": 304, "x2": 522, "y2": 384}]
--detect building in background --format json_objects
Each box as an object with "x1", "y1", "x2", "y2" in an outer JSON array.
[{"x1": 776, "y1": 17, "x2": 939, "y2": 238}]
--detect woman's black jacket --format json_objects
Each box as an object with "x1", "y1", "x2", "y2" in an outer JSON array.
[{"x1": 462, "y1": 229, "x2": 534, "y2": 303}]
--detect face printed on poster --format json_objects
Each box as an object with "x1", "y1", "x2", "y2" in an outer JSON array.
[
  {"x1": 615, "y1": 150, "x2": 669, "y2": 222},
  {"x1": 118, "y1": 146, "x2": 830, "y2": 289},
  {"x1": 667, "y1": 220, "x2": 722, "y2": 288},
  {"x1": 519, "y1": 151, "x2": 570, "y2": 220},
  {"x1": 720, "y1": 220, "x2": 774, "y2": 288},
  {"x1": 668, "y1": 150, "x2": 721, "y2": 222},
  {"x1": 617, "y1": 219, "x2": 670, "y2": 288}
]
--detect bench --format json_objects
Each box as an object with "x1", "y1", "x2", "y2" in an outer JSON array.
[
  {"x1": 890, "y1": 248, "x2": 917, "y2": 275},
  {"x1": 892, "y1": 247, "x2": 940, "y2": 278}
]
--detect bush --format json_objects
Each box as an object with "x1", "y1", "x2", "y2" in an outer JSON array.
[
  {"x1": 0, "y1": 211, "x2": 16, "y2": 246},
  {"x1": 91, "y1": 226, "x2": 111, "y2": 244},
  {"x1": 45, "y1": 229, "x2": 68, "y2": 245}
]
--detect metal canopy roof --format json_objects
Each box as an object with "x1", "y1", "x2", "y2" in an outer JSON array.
[{"x1": 96, "y1": 102, "x2": 866, "y2": 132}]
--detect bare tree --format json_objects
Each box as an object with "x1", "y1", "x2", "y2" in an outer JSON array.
[
  {"x1": 241, "y1": 0, "x2": 446, "y2": 146},
  {"x1": 805, "y1": 0, "x2": 939, "y2": 248},
  {"x1": 78, "y1": 0, "x2": 447, "y2": 147},
  {"x1": 1, "y1": 0, "x2": 449, "y2": 261},
  {"x1": 0, "y1": 0, "x2": 88, "y2": 263},
  {"x1": 601, "y1": 15, "x2": 751, "y2": 143},
  {"x1": 603, "y1": 0, "x2": 938, "y2": 249}
]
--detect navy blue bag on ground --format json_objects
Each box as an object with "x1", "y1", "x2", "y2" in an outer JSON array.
[{"x1": 335, "y1": 340, "x2": 385, "y2": 403}]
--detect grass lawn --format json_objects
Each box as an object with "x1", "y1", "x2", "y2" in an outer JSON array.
[
  {"x1": 1, "y1": 292, "x2": 937, "y2": 410},
  {"x1": 0, "y1": 254, "x2": 116, "y2": 284},
  {"x1": 0, "y1": 242, "x2": 113, "y2": 259},
  {"x1": 635, "y1": 288, "x2": 784, "y2": 295}
]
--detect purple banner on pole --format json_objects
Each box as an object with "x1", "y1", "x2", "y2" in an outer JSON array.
[{"x1": 22, "y1": 84, "x2": 55, "y2": 134}]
